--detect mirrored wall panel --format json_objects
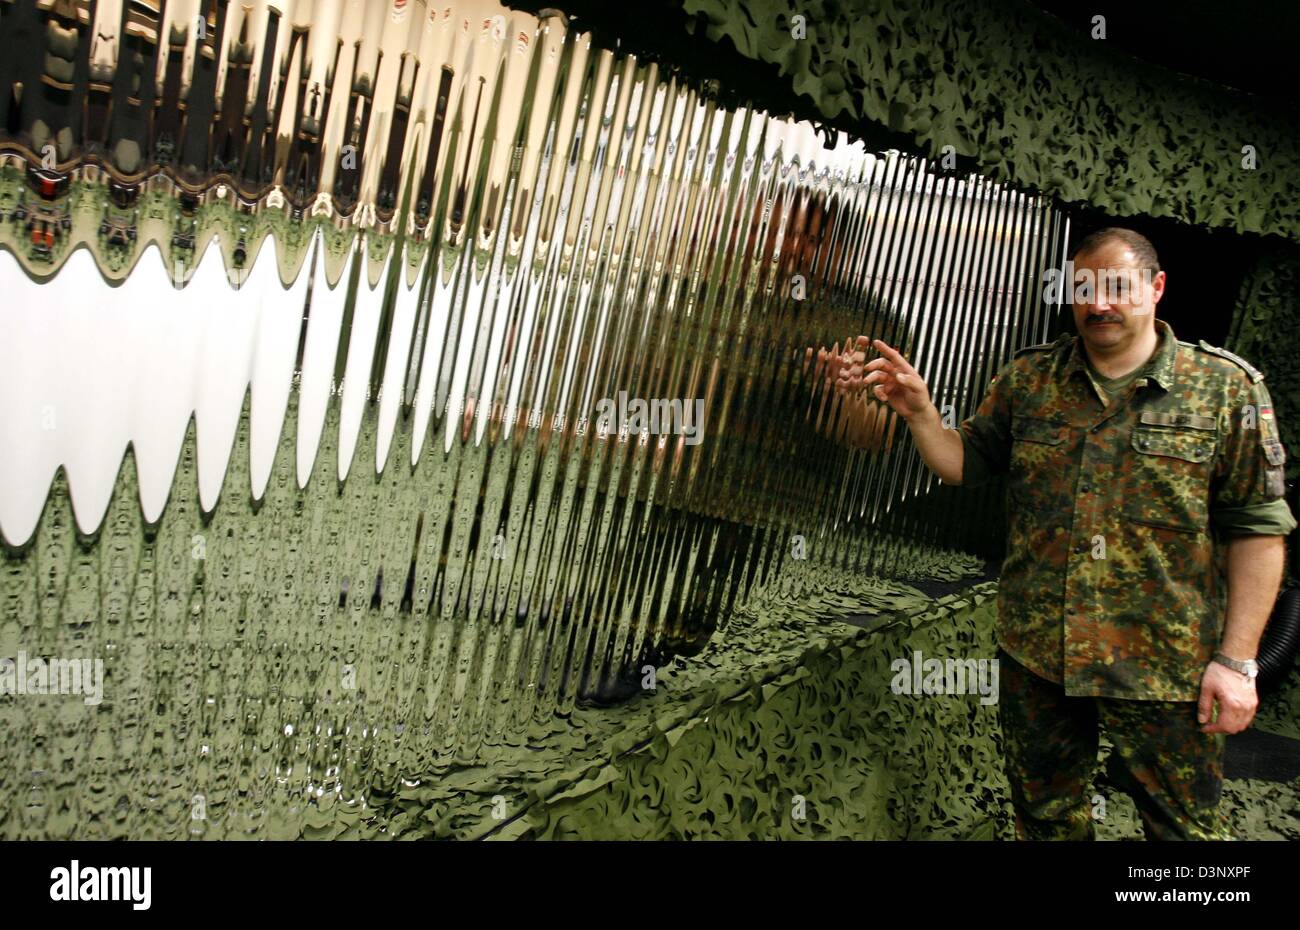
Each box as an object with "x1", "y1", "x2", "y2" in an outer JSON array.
[{"x1": 0, "y1": 0, "x2": 1068, "y2": 838}]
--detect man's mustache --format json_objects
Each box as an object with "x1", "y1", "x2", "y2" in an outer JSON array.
[{"x1": 1086, "y1": 315, "x2": 1123, "y2": 324}]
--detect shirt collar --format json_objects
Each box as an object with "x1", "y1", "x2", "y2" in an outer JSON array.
[{"x1": 1063, "y1": 317, "x2": 1177, "y2": 393}]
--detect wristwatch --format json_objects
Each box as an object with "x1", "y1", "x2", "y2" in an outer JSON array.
[{"x1": 1212, "y1": 653, "x2": 1259, "y2": 682}]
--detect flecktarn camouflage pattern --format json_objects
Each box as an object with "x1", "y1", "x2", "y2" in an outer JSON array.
[
  {"x1": 960, "y1": 318, "x2": 1297, "y2": 701},
  {"x1": 998, "y1": 648, "x2": 1230, "y2": 840}
]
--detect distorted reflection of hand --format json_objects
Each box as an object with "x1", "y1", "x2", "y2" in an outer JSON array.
[{"x1": 804, "y1": 335, "x2": 896, "y2": 452}]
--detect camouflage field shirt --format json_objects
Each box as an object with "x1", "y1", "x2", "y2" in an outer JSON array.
[{"x1": 960, "y1": 318, "x2": 1297, "y2": 701}]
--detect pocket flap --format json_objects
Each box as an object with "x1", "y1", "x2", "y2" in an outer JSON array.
[
  {"x1": 1264, "y1": 437, "x2": 1286, "y2": 466},
  {"x1": 1132, "y1": 428, "x2": 1215, "y2": 463}
]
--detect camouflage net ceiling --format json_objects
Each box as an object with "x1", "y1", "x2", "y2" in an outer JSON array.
[{"x1": 506, "y1": 0, "x2": 1300, "y2": 243}]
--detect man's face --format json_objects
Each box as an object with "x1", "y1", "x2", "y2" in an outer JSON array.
[{"x1": 1070, "y1": 239, "x2": 1165, "y2": 351}]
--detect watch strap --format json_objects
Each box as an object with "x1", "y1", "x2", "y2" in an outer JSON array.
[{"x1": 1213, "y1": 653, "x2": 1258, "y2": 678}]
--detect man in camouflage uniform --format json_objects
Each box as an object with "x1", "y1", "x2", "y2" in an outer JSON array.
[{"x1": 841, "y1": 227, "x2": 1296, "y2": 840}]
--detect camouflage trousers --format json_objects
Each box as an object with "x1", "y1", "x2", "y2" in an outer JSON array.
[{"x1": 997, "y1": 648, "x2": 1232, "y2": 840}]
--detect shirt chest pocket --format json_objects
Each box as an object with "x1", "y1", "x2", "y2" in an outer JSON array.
[
  {"x1": 1126, "y1": 426, "x2": 1216, "y2": 532},
  {"x1": 1010, "y1": 416, "x2": 1070, "y2": 509}
]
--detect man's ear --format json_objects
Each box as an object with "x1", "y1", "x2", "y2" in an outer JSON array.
[{"x1": 1150, "y1": 269, "x2": 1167, "y2": 305}]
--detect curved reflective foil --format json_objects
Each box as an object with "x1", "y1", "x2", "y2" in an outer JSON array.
[{"x1": 0, "y1": 0, "x2": 1068, "y2": 838}]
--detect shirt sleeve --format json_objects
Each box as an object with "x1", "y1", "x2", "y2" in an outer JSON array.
[
  {"x1": 958, "y1": 359, "x2": 1016, "y2": 488},
  {"x1": 1210, "y1": 377, "x2": 1298, "y2": 537}
]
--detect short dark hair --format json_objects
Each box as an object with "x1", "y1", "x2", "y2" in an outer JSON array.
[{"x1": 1069, "y1": 227, "x2": 1161, "y2": 274}]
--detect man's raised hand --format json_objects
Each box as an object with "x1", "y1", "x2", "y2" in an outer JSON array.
[{"x1": 864, "y1": 339, "x2": 933, "y2": 421}]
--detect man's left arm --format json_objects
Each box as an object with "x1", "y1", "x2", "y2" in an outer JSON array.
[
  {"x1": 1202, "y1": 377, "x2": 1297, "y2": 734},
  {"x1": 1201, "y1": 536, "x2": 1286, "y2": 733}
]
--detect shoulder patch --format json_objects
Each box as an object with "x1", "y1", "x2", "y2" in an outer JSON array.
[
  {"x1": 1195, "y1": 340, "x2": 1264, "y2": 383},
  {"x1": 1014, "y1": 333, "x2": 1070, "y2": 359}
]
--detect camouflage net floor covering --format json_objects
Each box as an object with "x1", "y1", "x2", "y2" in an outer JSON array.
[
  {"x1": 0, "y1": 384, "x2": 989, "y2": 840},
  {"x1": 511, "y1": 583, "x2": 1300, "y2": 841},
  {"x1": 6, "y1": 521, "x2": 1296, "y2": 838},
  {"x1": 341, "y1": 566, "x2": 991, "y2": 839},
  {"x1": 511, "y1": 581, "x2": 1007, "y2": 839}
]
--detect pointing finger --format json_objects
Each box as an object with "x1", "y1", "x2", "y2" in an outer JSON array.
[{"x1": 871, "y1": 339, "x2": 916, "y2": 376}]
